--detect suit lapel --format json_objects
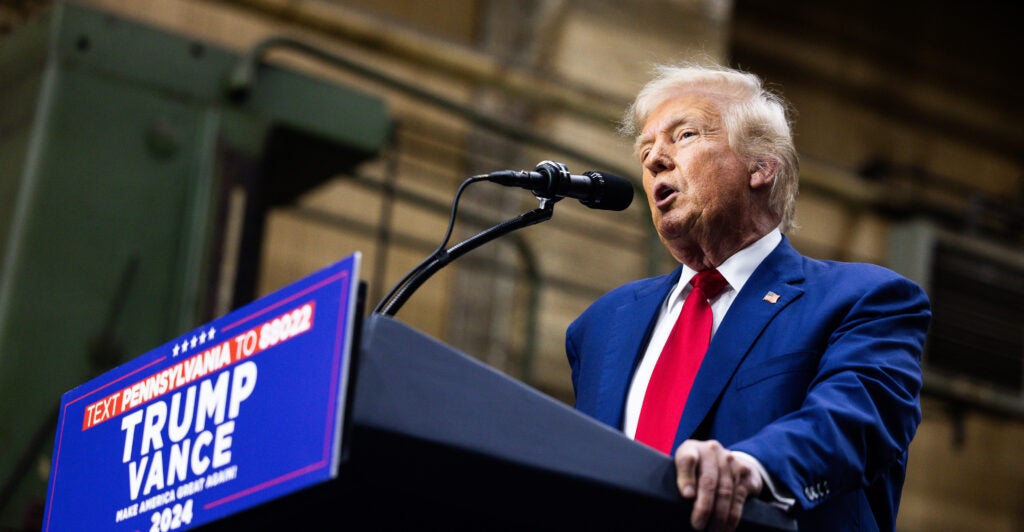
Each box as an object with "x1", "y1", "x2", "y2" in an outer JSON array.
[
  {"x1": 676, "y1": 237, "x2": 806, "y2": 441},
  {"x1": 593, "y1": 269, "x2": 680, "y2": 428}
]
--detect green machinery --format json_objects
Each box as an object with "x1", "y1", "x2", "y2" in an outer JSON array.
[{"x1": 0, "y1": 3, "x2": 390, "y2": 527}]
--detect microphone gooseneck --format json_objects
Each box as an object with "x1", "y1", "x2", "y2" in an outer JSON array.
[{"x1": 374, "y1": 161, "x2": 634, "y2": 316}]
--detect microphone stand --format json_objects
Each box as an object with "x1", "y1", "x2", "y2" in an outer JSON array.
[{"x1": 374, "y1": 196, "x2": 559, "y2": 317}]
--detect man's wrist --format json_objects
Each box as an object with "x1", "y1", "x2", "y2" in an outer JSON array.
[{"x1": 730, "y1": 450, "x2": 796, "y2": 510}]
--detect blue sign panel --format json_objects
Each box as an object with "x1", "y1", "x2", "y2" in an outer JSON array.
[{"x1": 43, "y1": 253, "x2": 362, "y2": 531}]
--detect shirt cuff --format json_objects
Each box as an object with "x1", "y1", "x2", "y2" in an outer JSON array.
[{"x1": 730, "y1": 450, "x2": 796, "y2": 511}]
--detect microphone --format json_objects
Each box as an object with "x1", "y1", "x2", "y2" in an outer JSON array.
[{"x1": 486, "y1": 160, "x2": 634, "y2": 211}]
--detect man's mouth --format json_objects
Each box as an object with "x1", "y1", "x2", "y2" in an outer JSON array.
[{"x1": 652, "y1": 182, "x2": 677, "y2": 209}]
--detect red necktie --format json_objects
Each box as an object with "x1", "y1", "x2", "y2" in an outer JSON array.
[{"x1": 635, "y1": 269, "x2": 728, "y2": 454}]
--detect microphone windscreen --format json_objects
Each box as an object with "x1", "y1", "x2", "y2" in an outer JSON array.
[{"x1": 583, "y1": 171, "x2": 634, "y2": 211}]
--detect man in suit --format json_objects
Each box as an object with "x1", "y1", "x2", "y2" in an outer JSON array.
[{"x1": 566, "y1": 62, "x2": 931, "y2": 531}]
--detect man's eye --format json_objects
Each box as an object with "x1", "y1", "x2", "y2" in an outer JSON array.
[{"x1": 677, "y1": 130, "x2": 696, "y2": 141}]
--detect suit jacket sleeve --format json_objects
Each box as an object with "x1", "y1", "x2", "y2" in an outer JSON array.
[{"x1": 728, "y1": 268, "x2": 930, "y2": 513}]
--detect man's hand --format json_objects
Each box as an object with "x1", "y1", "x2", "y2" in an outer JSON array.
[{"x1": 675, "y1": 439, "x2": 764, "y2": 531}]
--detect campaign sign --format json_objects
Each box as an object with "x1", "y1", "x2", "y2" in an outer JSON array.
[{"x1": 43, "y1": 253, "x2": 362, "y2": 531}]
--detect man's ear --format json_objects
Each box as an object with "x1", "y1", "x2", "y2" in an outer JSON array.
[{"x1": 750, "y1": 159, "x2": 778, "y2": 189}]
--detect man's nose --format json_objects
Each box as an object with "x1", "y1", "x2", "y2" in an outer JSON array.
[{"x1": 644, "y1": 143, "x2": 674, "y2": 175}]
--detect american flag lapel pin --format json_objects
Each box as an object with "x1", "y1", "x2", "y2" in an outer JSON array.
[{"x1": 763, "y1": 291, "x2": 780, "y2": 304}]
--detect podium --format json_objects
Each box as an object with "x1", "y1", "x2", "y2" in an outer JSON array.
[{"x1": 200, "y1": 313, "x2": 796, "y2": 530}]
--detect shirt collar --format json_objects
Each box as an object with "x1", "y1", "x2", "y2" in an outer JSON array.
[{"x1": 676, "y1": 227, "x2": 782, "y2": 295}]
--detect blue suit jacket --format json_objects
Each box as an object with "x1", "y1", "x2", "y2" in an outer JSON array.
[{"x1": 566, "y1": 236, "x2": 930, "y2": 531}]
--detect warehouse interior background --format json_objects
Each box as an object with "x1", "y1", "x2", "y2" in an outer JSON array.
[{"x1": 1, "y1": 0, "x2": 1021, "y2": 530}]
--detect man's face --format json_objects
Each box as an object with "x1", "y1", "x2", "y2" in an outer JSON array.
[{"x1": 636, "y1": 92, "x2": 754, "y2": 256}]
